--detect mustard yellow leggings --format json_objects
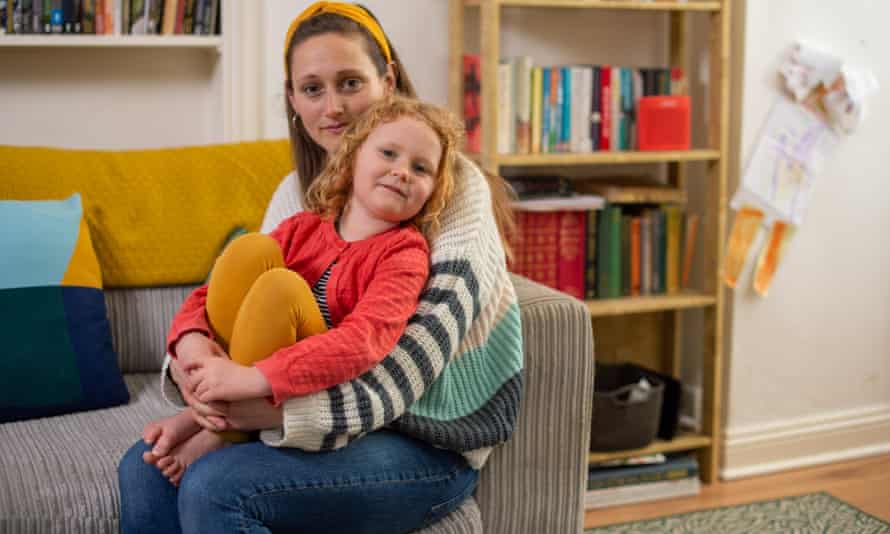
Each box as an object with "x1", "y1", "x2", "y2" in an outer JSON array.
[{"x1": 205, "y1": 233, "x2": 328, "y2": 442}]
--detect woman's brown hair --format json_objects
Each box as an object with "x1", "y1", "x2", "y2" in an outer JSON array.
[
  {"x1": 305, "y1": 96, "x2": 461, "y2": 240},
  {"x1": 283, "y1": 5, "x2": 515, "y2": 258}
]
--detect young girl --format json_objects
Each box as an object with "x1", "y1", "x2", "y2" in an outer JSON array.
[{"x1": 143, "y1": 95, "x2": 463, "y2": 485}]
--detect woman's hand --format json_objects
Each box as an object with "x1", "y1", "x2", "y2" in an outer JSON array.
[{"x1": 224, "y1": 398, "x2": 285, "y2": 432}]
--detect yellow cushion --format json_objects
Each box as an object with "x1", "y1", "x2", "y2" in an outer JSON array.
[{"x1": 1, "y1": 141, "x2": 293, "y2": 287}]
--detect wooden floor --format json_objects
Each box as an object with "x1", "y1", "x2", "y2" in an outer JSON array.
[{"x1": 585, "y1": 453, "x2": 890, "y2": 529}]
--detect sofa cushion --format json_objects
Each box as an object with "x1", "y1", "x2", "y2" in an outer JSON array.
[
  {"x1": 0, "y1": 142, "x2": 292, "y2": 287},
  {"x1": 0, "y1": 374, "x2": 176, "y2": 533},
  {"x1": 0, "y1": 194, "x2": 129, "y2": 423},
  {"x1": 0, "y1": 374, "x2": 481, "y2": 534}
]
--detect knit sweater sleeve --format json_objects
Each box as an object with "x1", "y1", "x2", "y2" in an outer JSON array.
[
  {"x1": 261, "y1": 156, "x2": 524, "y2": 468},
  {"x1": 255, "y1": 233, "x2": 430, "y2": 404}
]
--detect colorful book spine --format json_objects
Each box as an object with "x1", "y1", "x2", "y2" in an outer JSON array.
[
  {"x1": 530, "y1": 67, "x2": 543, "y2": 154},
  {"x1": 560, "y1": 65, "x2": 571, "y2": 152},
  {"x1": 549, "y1": 66, "x2": 560, "y2": 153},
  {"x1": 630, "y1": 217, "x2": 641, "y2": 296},
  {"x1": 599, "y1": 65, "x2": 611, "y2": 151},
  {"x1": 541, "y1": 67, "x2": 551, "y2": 154},
  {"x1": 515, "y1": 56, "x2": 533, "y2": 155}
]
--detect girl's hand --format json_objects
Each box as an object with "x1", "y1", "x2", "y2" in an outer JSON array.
[
  {"x1": 184, "y1": 357, "x2": 273, "y2": 403},
  {"x1": 168, "y1": 341, "x2": 230, "y2": 431}
]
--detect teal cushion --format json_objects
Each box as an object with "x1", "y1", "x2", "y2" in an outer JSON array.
[{"x1": 0, "y1": 194, "x2": 129, "y2": 423}]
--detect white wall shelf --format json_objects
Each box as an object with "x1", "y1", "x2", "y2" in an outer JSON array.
[{"x1": 0, "y1": 35, "x2": 223, "y2": 51}]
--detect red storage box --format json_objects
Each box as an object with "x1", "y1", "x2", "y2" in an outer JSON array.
[{"x1": 637, "y1": 96, "x2": 690, "y2": 151}]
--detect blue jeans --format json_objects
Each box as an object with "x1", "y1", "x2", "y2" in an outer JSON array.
[{"x1": 118, "y1": 430, "x2": 478, "y2": 534}]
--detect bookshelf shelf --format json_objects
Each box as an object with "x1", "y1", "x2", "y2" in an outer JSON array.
[
  {"x1": 465, "y1": 0, "x2": 722, "y2": 12},
  {"x1": 496, "y1": 149, "x2": 720, "y2": 166},
  {"x1": 588, "y1": 432, "x2": 712, "y2": 464},
  {"x1": 0, "y1": 35, "x2": 223, "y2": 50},
  {"x1": 585, "y1": 291, "x2": 715, "y2": 317}
]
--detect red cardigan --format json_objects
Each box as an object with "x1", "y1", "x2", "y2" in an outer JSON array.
[{"x1": 167, "y1": 212, "x2": 430, "y2": 405}]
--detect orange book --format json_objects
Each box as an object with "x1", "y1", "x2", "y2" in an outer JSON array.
[{"x1": 630, "y1": 217, "x2": 641, "y2": 296}]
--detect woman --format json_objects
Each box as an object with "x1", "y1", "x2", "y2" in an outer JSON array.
[{"x1": 117, "y1": 4, "x2": 523, "y2": 533}]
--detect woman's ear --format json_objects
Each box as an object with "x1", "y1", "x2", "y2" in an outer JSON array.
[{"x1": 383, "y1": 62, "x2": 397, "y2": 96}]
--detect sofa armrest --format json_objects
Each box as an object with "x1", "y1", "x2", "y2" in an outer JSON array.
[{"x1": 476, "y1": 275, "x2": 595, "y2": 534}]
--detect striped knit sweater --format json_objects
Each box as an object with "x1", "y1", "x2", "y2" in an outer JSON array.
[{"x1": 162, "y1": 156, "x2": 523, "y2": 469}]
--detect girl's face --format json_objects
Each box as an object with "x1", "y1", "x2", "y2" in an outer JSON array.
[
  {"x1": 287, "y1": 32, "x2": 395, "y2": 155},
  {"x1": 350, "y1": 117, "x2": 441, "y2": 225}
]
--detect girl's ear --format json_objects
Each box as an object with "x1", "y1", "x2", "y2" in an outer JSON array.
[{"x1": 383, "y1": 62, "x2": 397, "y2": 96}]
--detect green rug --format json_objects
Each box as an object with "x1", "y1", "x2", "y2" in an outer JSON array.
[{"x1": 585, "y1": 492, "x2": 890, "y2": 533}]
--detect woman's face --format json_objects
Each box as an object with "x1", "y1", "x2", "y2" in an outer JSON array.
[{"x1": 287, "y1": 32, "x2": 395, "y2": 155}]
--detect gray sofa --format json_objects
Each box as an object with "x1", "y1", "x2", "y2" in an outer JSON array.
[{"x1": 0, "y1": 274, "x2": 594, "y2": 533}]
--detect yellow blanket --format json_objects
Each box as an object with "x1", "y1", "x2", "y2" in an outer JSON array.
[{"x1": 2, "y1": 141, "x2": 293, "y2": 287}]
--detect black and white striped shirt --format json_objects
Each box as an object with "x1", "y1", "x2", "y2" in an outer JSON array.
[{"x1": 311, "y1": 264, "x2": 334, "y2": 328}]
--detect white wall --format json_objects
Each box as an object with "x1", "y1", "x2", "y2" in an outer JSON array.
[
  {"x1": 723, "y1": 0, "x2": 890, "y2": 478},
  {"x1": 0, "y1": 47, "x2": 224, "y2": 149}
]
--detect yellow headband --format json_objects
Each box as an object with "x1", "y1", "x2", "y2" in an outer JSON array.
[{"x1": 284, "y1": 2, "x2": 393, "y2": 73}]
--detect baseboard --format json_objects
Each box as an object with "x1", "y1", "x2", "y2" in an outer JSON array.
[{"x1": 721, "y1": 404, "x2": 890, "y2": 480}]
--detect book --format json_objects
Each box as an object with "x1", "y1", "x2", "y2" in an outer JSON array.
[
  {"x1": 681, "y1": 213, "x2": 700, "y2": 288},
  {"x1": 599, "y1": 65, "x2": 611, "y2": 151},
  {"x1": 587, "y1": 454, "x2": 698, "y2": 491},
  {"x1": 512, "y1": 194, "x2": 604, "y2": 212},
  {"x1": 596, "y1": 205, "x2": 622, "y2": 299},
  {"x1": 507, "y1": 175, "x2": 571, "y2": 200},
  {"x1": 497, "y1": 61, "x2": 513, "y2": 154},
  {"x1": 557, "y1": 210, "x2": 587, "y2": 300},
  {"x1": 462, "y1": 54, "x2": 481, "y2": 154},
  {"x1": 530, "y1": 66, "x2": 543, "y2": 154},
  {"x1": 575, "y1": 183, "x2": 687, "y2": 205},
  {"x1": 584, "y1": 210, "x2": 598, "y2": 300},
  {"x1": 664, "y1": 205, "x2": 682, "y2": 293},
  {"x1": 515, "y1": 56, "x2": 533, "y2": 154},
  {"x1": 585, "y1": 476, "x2": 700, "y2": 509}
]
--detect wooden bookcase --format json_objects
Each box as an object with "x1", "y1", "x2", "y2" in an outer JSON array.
[{"x1": 448, "y1": 0, "x2": 730, "y2": 483}]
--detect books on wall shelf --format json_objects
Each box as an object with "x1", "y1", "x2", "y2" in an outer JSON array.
[
  {"x1": 463, "y1": 54, "x2": 690, "y2": 156},
  {"x1": 585, "y1": 453, "x2": 701, "y2": 509},
  {"x1": 507, "y1": 176, "x2": 700, "y2": 301},
  {"x1": 0, "y1": 0, "x2": 221, "y2": 36}
]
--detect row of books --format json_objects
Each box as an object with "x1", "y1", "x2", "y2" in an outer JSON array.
[
  {"x1": 509, "y1": 199, "x2": 699, "y2": 301},
  {"x1": 586, "y1": 453, "x2": 701, "y2": 509},
  {"x1": 0, "y1": 0, "x2": 219, "y2": 35},
  {"x1": 462, "y1": 54, "x2": 687, "y2": 155}
]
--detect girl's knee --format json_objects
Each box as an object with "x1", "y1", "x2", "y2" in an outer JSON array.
[
  {"x1": 251, "y1": 268, "x2": 312, "y2": 303},
  {"x1": 219, "y1": 233, "x2": 283, "y2": 266}
]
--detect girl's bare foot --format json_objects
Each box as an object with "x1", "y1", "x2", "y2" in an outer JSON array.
[
  {"x1": 155, "y1": 429, "x2": 230, "y2": 486},
  {"x1": 142, "y1": 410, "x2": 202, "y2": 467}
]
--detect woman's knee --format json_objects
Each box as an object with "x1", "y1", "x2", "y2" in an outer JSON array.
[{"x1": 118, "y1": 440, "x2": 152, "y2": 489}]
